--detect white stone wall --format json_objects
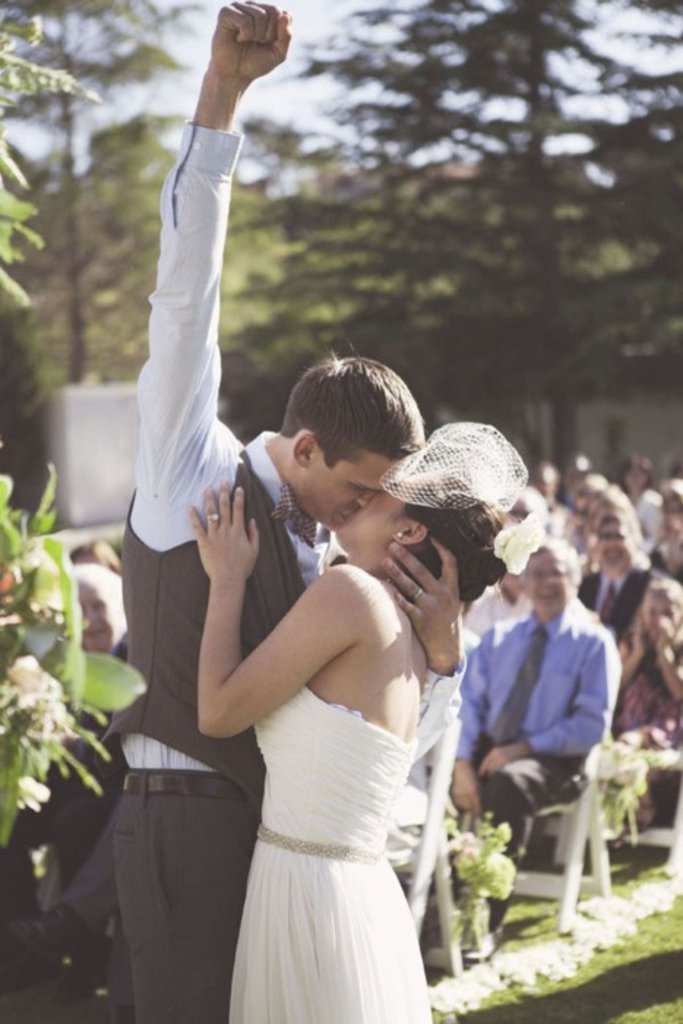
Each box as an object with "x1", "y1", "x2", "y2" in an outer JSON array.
[{"x1": 47, "y1": 384, "x2": 138, "y2": 528}]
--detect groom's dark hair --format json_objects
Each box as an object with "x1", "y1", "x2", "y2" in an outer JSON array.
[{"x1": 281, "y1": 356, "x2": 425, "y2": 466}]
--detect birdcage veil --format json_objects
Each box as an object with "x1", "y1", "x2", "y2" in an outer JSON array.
[{"x1": 380, "y1": 423, "x2": 528, "y2": 511}]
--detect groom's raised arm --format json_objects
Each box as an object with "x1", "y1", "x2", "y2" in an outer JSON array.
[{"x1": 132, "y1": 5, "x2": 292, "y2": 549}]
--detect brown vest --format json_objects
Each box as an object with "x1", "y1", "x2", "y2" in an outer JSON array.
[{"x1": 106, "y1": 454, "x2": 306, "y2": 809}]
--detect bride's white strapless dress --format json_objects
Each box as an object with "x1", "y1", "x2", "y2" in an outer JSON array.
[{"x1": 229, "y1": 686, "x2": 432, "y2": 1024}]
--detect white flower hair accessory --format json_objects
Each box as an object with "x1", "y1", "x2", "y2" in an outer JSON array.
[
  {"x1": 493, "y1": 512, "x2": 545, "y2": 575},
  {"x1": 381, "y1": 422, "x2": 528, "y2": 511}
]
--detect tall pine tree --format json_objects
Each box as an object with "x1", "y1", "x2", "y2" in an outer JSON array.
[
  {"x1": 250, "y1": 0, "x2": 683, "y2": 461},
  {"x1": 7, "y1": 0, "x2": 184, "y2": 382}
]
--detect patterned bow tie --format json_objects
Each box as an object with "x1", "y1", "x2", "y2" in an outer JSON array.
[{"x1": 272, "y1": 484, "x2": 318, "y2": 547}]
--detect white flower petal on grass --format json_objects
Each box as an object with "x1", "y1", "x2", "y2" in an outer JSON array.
[{"x1": 428, "y1": 874, "x2": 683, "y2": 1017}]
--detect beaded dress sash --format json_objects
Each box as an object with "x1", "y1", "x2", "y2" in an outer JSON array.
[{"x1": 257, "y1": 823, "x2": 384, "y2": 865}]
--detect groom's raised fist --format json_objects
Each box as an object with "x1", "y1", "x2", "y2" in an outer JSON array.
[{"x1": 210, "y1": 3, "x2": 292, "y2": 85}]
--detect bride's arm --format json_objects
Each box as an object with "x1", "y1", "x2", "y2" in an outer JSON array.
[{"x1": 190, "y1": 484, "x2": 372, "y2": 738}]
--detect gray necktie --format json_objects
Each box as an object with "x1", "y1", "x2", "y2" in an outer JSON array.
[{"x1": 490, "y1": 624, "x2": 548, "y2": 746}]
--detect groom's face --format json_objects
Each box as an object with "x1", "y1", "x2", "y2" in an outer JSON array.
[{"x1": 296, "y1": 442, "x2": 395, "y2": 530}]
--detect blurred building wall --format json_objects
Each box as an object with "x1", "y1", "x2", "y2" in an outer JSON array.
[
  {"x1": 47, "y1": 384, "x2": 137, "y2": 528},
  {"x1": 575, "y1": 398, "x2": 683, "y2": 481}
]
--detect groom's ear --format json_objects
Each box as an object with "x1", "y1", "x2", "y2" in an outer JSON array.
[
  {"x1": 292, "y1": 431, "x2": 319, "y2": 468},
  {"x1": 393, "y1": 519, "x2": 428, "y2": 547}
]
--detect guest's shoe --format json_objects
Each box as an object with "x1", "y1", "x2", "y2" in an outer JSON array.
[
  {"x1": 7, "y1": 903, "x2": 88, "y2": 961},
  {"x1": 461, "y1": 926, "x2": 503, "y2": 968}
]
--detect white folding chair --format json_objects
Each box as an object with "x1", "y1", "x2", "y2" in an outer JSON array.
[
  {"x1": 513, "y1": 743, "x2": 611, "y2": 932},
  {"x1": 634, "y1": 749, "x2": 683, "y2": 876},
  {"x1": 389, "y1": 720, "x2": 463, "y2": 976}
]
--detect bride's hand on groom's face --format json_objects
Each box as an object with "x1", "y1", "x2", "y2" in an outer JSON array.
[
  {"x1": 382, "y1": 539, "x2": 463, "y2": 676},
  {"x1": 189, "y1": 484, "x2": 260, "y2": 585}
]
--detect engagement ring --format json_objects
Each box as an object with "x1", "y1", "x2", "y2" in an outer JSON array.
[
  {"x1": 207, "y1": 513, "x2": 220, "y2": 523},
  {"x1": 413, "y1": 586, "x2": 424, "y2": 601}
]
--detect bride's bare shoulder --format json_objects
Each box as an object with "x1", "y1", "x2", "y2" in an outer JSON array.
[{"x1": 314, "y1": 564, "x2": 396, "y2": 620}]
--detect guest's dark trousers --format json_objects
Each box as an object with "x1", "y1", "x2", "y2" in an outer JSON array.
[
  {"x1": 478, "y1": 750, "x2": 585, "y2": 932},
  {"x1": 114, "y1": 772, "x2": 258, "y2": 1024},
  {"x1": 60, "y1": 796, "x2": 135, "y2": 1017}
]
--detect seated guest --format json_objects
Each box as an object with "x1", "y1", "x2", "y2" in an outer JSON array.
[
  {"x1": 567, "y1": 473, "x2": 610, "y2": 566},
  {"x1": 533, "y1": 460, "x2": 570, "y2": 539},
  {"x1": 618, "y1": 454, "x2": 662, "y2": 553},
  {"x1": 578, "y1": 510, "x2": 651, "y2": 642},
  {"x1": 651, "y1": 480, "x2": 683, "y2": 584},
  {"x1": 585, "y1": 486, "x2": 644, "y2": 560},
  {"x1": 560, "y1": 452, "x2": 593, "y2": 511},
  {"x1": 71, "y1": 539, "x2": 122, "y2": 576},
  {"x1": 452, "y1": 540, "x2": 620, "y2": 954},
  {"x1": 465, "y1": 572, "x2": 532, "y2": 638},
  {"x1": 614, "y1": 578, "x2": 683, "y2": 828}
]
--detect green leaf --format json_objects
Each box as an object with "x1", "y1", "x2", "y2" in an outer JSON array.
[
  {"x1": 40, "y1": 635, "x2": 86, "y2": 707},
  {"x1": 0, "y1": 517, "x2": 23, "y2": 563},
  {"x1": 0, "y1": 475, "x2": 14, "y2": 513},
  {"x1": 30, "y1": 464, "x2": 57, "y2": 534},
  {"x1": 83, "y1": 653, "x2": 146, "y2": 713},
  {"x1": 43, "y1": 538, "x2": 82, "y2": 642},
  {"x1": 0, "y1": 148, "x2": 29, "y2": 188},
  {"x1": 0, "y1": 747, "x2": 22, "y2": 848},
  {"x1": 28, "y1": 553, "x2": 62, "y2": 607},
  {"x1": 0, "y1": 188, "x2": 35, "y2": 221},
  {"x1": 0, "y1": 265, "x2": 30, "y2": 307}
]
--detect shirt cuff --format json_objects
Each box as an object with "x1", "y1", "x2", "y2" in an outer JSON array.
[
  {"x1": 180, "y1": 122, "x2": 243, "y2": 176},
  {"x1": 423, "y1": 655, "x2": 466, "y2": 695}
]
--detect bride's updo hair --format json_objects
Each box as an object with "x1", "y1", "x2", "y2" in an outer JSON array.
[
  {"x1": 405, "y1": 501, "x2": 507, "y2": 603},
  {"x1": 380, "y1": 423, "x2": 529, "y2": 600}
]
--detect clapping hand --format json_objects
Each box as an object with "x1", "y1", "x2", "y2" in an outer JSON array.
[{"x1": 190, "y1": 484, "x2": 260, "y2": 585}]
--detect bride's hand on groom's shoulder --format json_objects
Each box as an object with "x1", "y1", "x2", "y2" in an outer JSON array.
[{"x1": 190, "y1": 484, "x2": 260, "y2": 585}]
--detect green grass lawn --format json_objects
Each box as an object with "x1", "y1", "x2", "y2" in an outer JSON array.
[
  {"x1": 434, "y1": 846, "x2": 683, "y2": 1024},
  {"x1": 2, "y1": 848, "x2": 682, "y2": 1023}
]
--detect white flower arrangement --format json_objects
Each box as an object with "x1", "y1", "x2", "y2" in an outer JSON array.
[
  {"x1": 446, "y1": 817, "x2": 517, "y2": 950},
  {"x1": 493, "y1": 511, "x2": 545, "y2": 575},
  {"x1": 598, "y1": 734, "x2": 681, "y2": 843}
]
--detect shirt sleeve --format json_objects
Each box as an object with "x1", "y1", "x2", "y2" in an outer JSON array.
[
  {"x1": 132, "y1": 124, "x2": 244, "y2": 549},
  {"x1": 412, "y1": 659, "x2": 465, "y2": 763},
  {"x1": 455, "y1": 635, "x2": 493, "y2": 761},
  {"x1": 529, "y1": 631, "x2": 622, "y2": 756}
]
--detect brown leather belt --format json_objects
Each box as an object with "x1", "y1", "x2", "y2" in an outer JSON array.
[{"x1": 123, "y1": 770, "x2": 243, "y2": 800}]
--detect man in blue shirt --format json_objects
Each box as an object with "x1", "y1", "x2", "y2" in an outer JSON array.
[{"x1": 452, "y1": 538, "x2": 621, "y2": 950}]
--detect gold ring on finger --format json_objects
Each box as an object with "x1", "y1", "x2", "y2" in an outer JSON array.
[{"x1": 207, "y1": 513, "x2": 220, "y2": 523}]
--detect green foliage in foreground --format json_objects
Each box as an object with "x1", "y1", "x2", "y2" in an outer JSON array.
[{"x1": 0, "y1": 469, "x2": 145, "y2": 845}]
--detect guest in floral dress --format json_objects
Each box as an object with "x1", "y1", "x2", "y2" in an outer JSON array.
[{"x1": 615, "y1": 578, "x2": 683, "y2": 826}]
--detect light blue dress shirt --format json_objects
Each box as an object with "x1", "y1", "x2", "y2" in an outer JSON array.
[
  {"x1": 123, "y1": 123, "x2": 461, "y2": 770},
  {"x1": 457, "y1": 600, "x2": 621, "y2": 761}
]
